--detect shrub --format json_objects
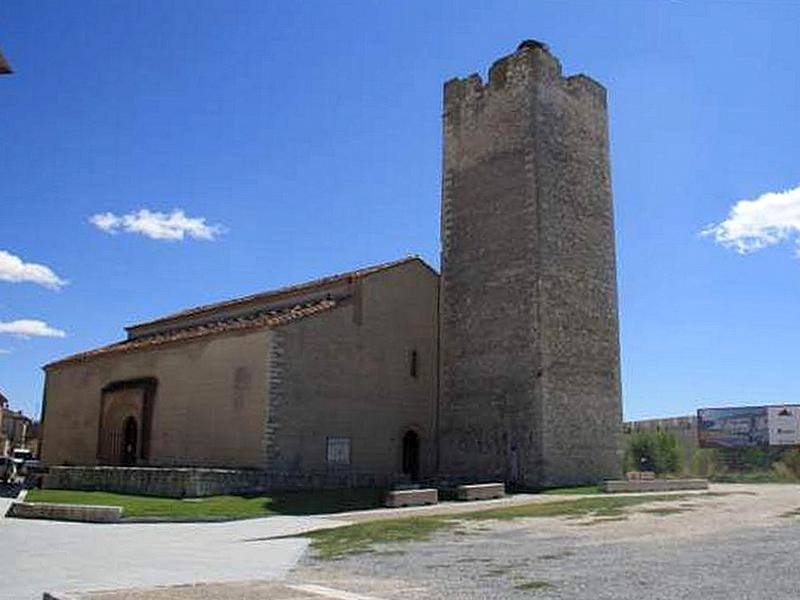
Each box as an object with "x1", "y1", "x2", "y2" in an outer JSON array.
[
  {"x1": 624, "y1": 430, "x2": 683, "y2": 475},
  {"x1": 691, "y1": 447, "x2": 800, "y2": 482},
  {"x1": 770, "y1": 461, "x2": 796, "y2": 482},
  {"x1": 772, "y1": 448, "x2": 800, "y2": 481},
  {"x1": 690, "y1": 448, "x2": 719, "y2": 478},
  {"x1": 738, "y1": 447, "x2": 774, "y2": 471}
]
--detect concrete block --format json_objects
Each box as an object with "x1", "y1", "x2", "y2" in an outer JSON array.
[
  {"x1": 384, "y1": 488, "x2": 438, "y2": 508},
  {"x1": 602, "y1": 479, "x2": 709, "y2": 494},
  {"x1": 7, "y1": 501, "x2": 123, "y2": 523},
  {"x1": 456, "y1": 482, "x2": 505, "y2": 501},
  {"x1": 626, "y1": 471, "x2": 656, "y2": 481}
]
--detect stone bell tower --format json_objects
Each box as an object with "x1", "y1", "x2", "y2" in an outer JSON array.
[{"x1": 437, "y1": 41, "x2": 622, "y2": 488}]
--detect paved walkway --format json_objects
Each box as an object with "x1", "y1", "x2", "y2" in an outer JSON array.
[{"x1": 1, "y1": 505, "x2": 346, "y2": 600}]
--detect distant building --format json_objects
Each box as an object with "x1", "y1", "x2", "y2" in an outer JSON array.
[
  {"x1": 25, "y1": 421, "x2": 40, "y2": 457},
  {"x1": 2, "y1": 403, "x2": 33, "y2": 456},
  {"x1": 625, "y1": 405, "x2": 800, "y2": 468}
]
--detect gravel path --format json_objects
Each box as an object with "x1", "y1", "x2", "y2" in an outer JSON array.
[{"x1": 289, "y1": 484, "x2": 800, "y2": 600}]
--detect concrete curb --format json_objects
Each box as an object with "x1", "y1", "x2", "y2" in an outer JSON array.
[
  {"x1": 8, "y1": 501, "x2": 123, "y2": 523},
  {"x1": 602, "y1": 479, "x2": 710, "y2": 493}
]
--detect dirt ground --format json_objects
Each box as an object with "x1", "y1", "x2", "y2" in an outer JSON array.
[{"x1": 59, "y1": 484, "x2": 800, "y2": 600}]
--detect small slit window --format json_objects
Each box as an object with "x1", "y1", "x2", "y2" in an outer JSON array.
[
  {"x1": 326, "y1": 437, "x2": 351, "y2": 466},
  {"x1": 410, "y1": 349, "x2": 418, "y2": 378}
]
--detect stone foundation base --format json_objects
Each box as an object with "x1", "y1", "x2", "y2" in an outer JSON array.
[
  {"x1": 42, "y1": 466, "x2": 393, "y2": 498},
  {"x1": 602, "y1": 478, "x2": 709, "y2": 493}
]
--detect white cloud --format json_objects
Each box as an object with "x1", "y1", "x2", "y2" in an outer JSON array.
[
  {"x1": 702, "y1": 185, "x2": 800, "y2": 256},
  {"x1": 0, "y1": 320, "x2": 66, "y2": 339},
  {"x1": 0, "y1": 250, "x2": 68, "y2": 289},
  {"x1": 90, "y1": 209, "x2": 224, "y2": 241},
  {"x1": 0, "y1": 349, "x2": 10, "y2": 355}
]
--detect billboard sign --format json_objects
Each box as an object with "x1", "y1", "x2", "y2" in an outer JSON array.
[
  {"x1": 698, "y1": 405, "x2": 800, "y2": 448},
  {"x1": 768, "y1": 406, "x2": 800, "y2": 446}
]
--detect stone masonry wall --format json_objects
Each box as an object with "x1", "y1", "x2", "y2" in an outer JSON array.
[
  {"x1": 438, "y1": 41, "x2": 622, "y2": 488},
  {"x1": 41, "y1": 330, "x2": 271, "y2": 469},
  {"x1": 265, "y1": 260, "x2": 439, "y2": 482}
]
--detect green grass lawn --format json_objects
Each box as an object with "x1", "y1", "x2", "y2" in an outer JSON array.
[
  {"x1": 461, "y1": 493, "x2": 692, "y2": 521},
  {"x1": 25, "y1": 488, "x2": 384, "y2": 520},
  {"x1": 303, "y1": 516, "x2": 454, "y2": 559},
  {"x1": 302, "y1": 492, "x2": 699, "y2": 558}
]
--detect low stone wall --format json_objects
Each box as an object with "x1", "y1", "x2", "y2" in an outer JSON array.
[
  {"x1": 42, "y1": 466, "x2": 394, "y2": 498},
  {"x1": 602, "y1": 478, "x2": 709, "y2": 494},
  {"x1": 7, "y1": 501, "x2": 122, "y2": 523}
]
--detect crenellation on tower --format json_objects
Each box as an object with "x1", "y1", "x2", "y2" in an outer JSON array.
[
  {"x1": 444, "y1": 42, "x2": 564, "y2": 113},
  {"x1": 565, "y1": 74, "x2": 607, "y2": 105}
]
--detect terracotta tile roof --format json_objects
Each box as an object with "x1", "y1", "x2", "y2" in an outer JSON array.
[
  {"x1": 45, "y1": 298, "x2": 337, "y2": 369},
  {"x1": 125, "y1": 255, "x2": 429, "y2": 334},
  {"x1": 45, "y1": 255, "x2": 436, "y2": 370}
]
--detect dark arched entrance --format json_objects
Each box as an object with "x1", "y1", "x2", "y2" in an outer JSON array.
[
  {"x1": 121, "y1": 416, "x2": 138, "y2": 466},
  {"x1": 402, "y1": 430, "x2": 420, "y2": 481}
]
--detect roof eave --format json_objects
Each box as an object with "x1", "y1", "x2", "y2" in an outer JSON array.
[{"x1": 124, "y1": 255, "x2": 434, "y2": 333}]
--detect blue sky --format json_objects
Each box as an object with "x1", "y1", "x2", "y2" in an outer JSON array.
[{"x1": 1, "y1": 1, "x2": 799, "y2": 420}]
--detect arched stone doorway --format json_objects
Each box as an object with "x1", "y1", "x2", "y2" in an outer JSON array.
[
  {"x1": 402, "y1": 430, "x2": 420, "y2": 481},
  {"x1": 97, "y1": 378, "x2": 156, "y2": 465},
  {"x1": 121, "y1": 416, "x2": 138, "y2": 466}
]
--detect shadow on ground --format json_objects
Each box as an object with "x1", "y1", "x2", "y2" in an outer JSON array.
[{"x1": 258, "y1": 488, "x2": 384, "y2": 515}]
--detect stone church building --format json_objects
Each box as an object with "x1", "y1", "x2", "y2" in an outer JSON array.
[
  {"x1": 42, "y1": 258, "x2": 439, "y2": 488},
  {"x1": 41, "y1": 41, "x2": 623, "y2": 490}
]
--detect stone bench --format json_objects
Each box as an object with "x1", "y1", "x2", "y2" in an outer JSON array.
[
  {"x1": 456, "y1": 482, "x2": 505, "y2": 501},
  {"x1": 6, "y1": 501, "x2": 123, "y2": 523},
  {"x1": 384, "y1": 488, "x2": 438, "y2": 508},
  {"x1": 603, "y1": 478, "x2": 709, "y2": 494}
]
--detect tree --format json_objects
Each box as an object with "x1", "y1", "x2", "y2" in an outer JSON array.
[{"x1": 625, "y1": 430, "x2": 683, "y2": 475}]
